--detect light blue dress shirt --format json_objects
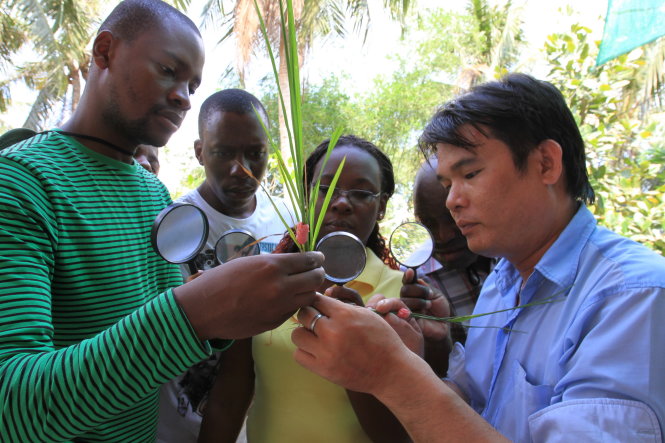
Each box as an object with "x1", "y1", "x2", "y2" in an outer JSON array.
[{"x1": 447, "y1": 205, "x2": 665, "y2": 442}]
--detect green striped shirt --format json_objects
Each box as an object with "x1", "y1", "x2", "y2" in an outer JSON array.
[{"x1": 0, "y1": 132, "x2": 213, "y2": 442}]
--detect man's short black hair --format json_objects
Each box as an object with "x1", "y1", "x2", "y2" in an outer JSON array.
[
  {"x1": 99, "y1": 0, "x2": 200, "y2": 43},
  {"x1": 419, "y1": 73, "x2": 595, "y2": 204},
  {"x1": 197, "y1": 89, "x2": 269, "y2": 137}
]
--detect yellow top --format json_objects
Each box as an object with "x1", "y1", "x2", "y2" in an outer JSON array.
[{"x1": 247, "y1": 248, "x2": 404, "y2": 443}]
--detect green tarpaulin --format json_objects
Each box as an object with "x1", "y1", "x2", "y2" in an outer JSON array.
[{"x1": 597, "y1": 0, "x2": 665, "y2": 65}]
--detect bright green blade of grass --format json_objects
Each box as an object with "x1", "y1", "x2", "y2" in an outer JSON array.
[{"x1": 253, "y1": 0, "x2": 345, "y2": 252}]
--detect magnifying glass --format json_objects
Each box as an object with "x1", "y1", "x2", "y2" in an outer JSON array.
[
  {"x1": 151, "y1": 202, "x2": 209, "y2": 275},
  {"x1": 315, "y1": 231, "x2": 367, "y2": 285},
  {"x1": 214, "y1": 229, "x2": 261, "y2": 264},
  {"x1": 389, "y1": 221, "x2": 434, "y2": 283}
]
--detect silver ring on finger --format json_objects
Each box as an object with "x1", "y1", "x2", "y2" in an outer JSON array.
[{"x1": 309, "y1": 313, "x2": 325, "y2": 334}]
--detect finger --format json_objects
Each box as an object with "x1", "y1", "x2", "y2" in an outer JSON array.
[
  {"x1": 291, "y1": 342, "x2": 317, "y2": 371},
  {"x1": 292, "y1": 327, "x2": 319, "y2": 360},
  {"x1": 382, "y1": 314, "x2": 424, "y2": 356},
  {"x1": 281, "y1": 266, "x2": 326, "y2": 299},
  {"x1": 423, "y1": 285, "x2": 436, "y2": 300},
  {"x1": 401, "y1": 268, "x2": 416, "y2": 285},
  {"x1": 296, "y1": 305, "x2": 320, "y2": 327},
  {"x1": 365, "y1": 294, "x2": 386, "y2": 309},
  {"x1": 401, "y1": 282, "x2": 432, "y2": 300},
  {"x1": 383, "y1": 309, "x2": 417, "y2": 329},
  {"x1": 296, "y1": 305, "x2": 330, "y2": 336},
  {"x1": 279, "y1": 251, "x2": 325, "y2": 274},
  {"x1": 401, "y1": 296, "x2": 431, "y2": 312},
  {"x1": 325, "y1": 285, "x2": 364, "y2": 306},
  {"x1": 373, "y1": 297, "x2": 408, "y2": 315},
  {"x1": 311, "y1": 293, "x2": 348, "y2": 318}
]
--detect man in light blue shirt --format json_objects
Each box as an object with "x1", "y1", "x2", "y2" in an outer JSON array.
[
  {"x1": 290, "y1": 73, "x2": 665, "y2": 442},
  {"x1": 446, "y1": 203, "x2": 664, "y2": 441}
]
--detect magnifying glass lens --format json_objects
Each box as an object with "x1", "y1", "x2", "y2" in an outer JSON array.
[
  {"x1": 389, "y1": 222, "x2": 434, "y2": 268},
  {"x1": 315, "y1": 231, "x2": 366, "y2": 284}
]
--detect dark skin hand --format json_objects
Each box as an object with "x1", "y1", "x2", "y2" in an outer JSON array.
[
  {"x1": 174, "y1": 251, "x2": 325, "y2": 340},
  {"x1": 399, "y1": 269, "x2": 452, "y2": 376},
  {"x1": 199, "y1": 285, "x2": 411, "y2": 443},
  {"x1": 324, "y1": 284, "x2": 364, "y2": 305}
]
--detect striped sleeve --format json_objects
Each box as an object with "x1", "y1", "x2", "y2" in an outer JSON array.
[{"x1": 0, "y1": 155, "x2": 212, "y2": 441}]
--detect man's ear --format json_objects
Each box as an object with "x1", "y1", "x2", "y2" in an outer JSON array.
[
  {"x1": 92, "y1": 31, "x2": 114, "y2": 70},
  {"x1": 194, "y1": 139, "x2": 204, "y2": 165},
  {"x1": 537, "y1": 139, "x2": 564, "y2": 186}
]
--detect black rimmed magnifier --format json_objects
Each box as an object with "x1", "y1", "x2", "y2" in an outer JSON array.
[
  {"x1": 151, "y1": 203, "x2": 209, "y2": 275},
  {"x1": 315, "y1": 231, "x2": 367, "y2": 285},
  {"x1": 389, "y1": 221, "x2": 434, "y2": 283},
  {"x1": 214, "y1": 229, "x2": 261, "y2": 264},
  {"x1": 151, "y1": 203, "x2": 260, "y2": 275}
]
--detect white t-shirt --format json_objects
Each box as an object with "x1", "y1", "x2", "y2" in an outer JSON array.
[
  {"x1": 177, "y1": 188, "x2": 292, "y2": 274},
  {"x1": 156, "y1": 188, "x2": 293, "y2": 443}
]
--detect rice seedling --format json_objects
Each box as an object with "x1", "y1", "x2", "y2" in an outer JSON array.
[{"x1": 253, "y1": 0, "x2": 345, "y2": 252}]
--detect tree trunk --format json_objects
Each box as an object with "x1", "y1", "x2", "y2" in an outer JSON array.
[{"x1": 69, "y1": 64, "x2": 81, "y2": 113}]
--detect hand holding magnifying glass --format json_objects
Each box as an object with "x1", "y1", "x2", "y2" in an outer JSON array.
[{"x1": 388, "y1": 222, "x2": 451, "y2": 332}]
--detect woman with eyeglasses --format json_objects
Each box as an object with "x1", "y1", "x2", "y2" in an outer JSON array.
[{"x1": 198, "y1": 135, "x2": 411, "y2": 443}]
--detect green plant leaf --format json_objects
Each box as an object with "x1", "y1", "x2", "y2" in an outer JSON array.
[{"x1": 253, "y1": 0, "x2": 345, "y2": 252}]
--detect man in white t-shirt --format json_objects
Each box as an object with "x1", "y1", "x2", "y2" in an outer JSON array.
[{"x1": 157, "y1": 89, "x2": 291, "y2": 442}]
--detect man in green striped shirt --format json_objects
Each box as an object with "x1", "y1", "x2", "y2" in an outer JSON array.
[{"x1": 0, "y1": 1, "x2": 324, "y2": 441}]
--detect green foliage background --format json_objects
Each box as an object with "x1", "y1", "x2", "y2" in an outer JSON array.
[
  {"x1": 2, "y1": 1, "x2": 662, "y2": 254},
  {"x1": 177, "y1": 6, "x2": 664, "y2": 254},
  {"x1": 545, "y1": 25, "x2": 665, "y2": 252}
]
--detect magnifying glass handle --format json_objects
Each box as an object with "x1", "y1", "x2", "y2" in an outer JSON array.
[{"x1": 187, "y1": 261, "x2": 197, "y2": 276}]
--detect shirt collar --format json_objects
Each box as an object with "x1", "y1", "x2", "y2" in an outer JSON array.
[
  {"x1": 495, "y1": 205, "x2": 596, "y2": 295},
  {"x1": 347, "y1": 248, "x2": 388, "y2": 296},
  {"x1": 534, "y1": 204, "x2": 596, "y2": 290}
]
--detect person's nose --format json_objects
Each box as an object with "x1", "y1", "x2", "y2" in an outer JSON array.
[
  {"x1": 329, "y1": 190, "x2": 353, "y2": 213},
  {"x1": 229, "y1": 155, "x2": 250, "y2": 177},
  {"x1": 446, "y1": 182, "x2": 466, "y2": 213},
  {"x1": 168, "y1": 81, "x2": 192, "y2": 111}
]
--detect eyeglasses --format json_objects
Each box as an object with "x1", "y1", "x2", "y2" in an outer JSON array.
[{"x1": 317, "y1": 185, "x2": 381, "y2": 206}]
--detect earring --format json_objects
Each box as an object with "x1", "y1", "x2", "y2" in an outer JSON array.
[{"x1": 378, "y1": 212, "x2": 384, "y2": 220}]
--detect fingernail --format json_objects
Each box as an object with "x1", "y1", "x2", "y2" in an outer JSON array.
[{"x1": 397, "y1": 307, "x2": 410, "y2": 319}]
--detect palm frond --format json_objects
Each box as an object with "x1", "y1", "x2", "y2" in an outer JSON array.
[
  {"x1": 488, "y1": 1, "x2": 524, "y2": 75},
  {"x1": 0, "y1": 9, "x2": 27, "y2": 63},
  {"x1": 200, "y1": 0, "x2": 229, "y2": 30},
  {"x1": 169, "y1": 0, "x2": 192, "y2": 11},
  {"x1": 234, "y1": 0, "x2": 261, "y2": 82},
  {"x1": 23, "y1": 83, "x2": 62, "y2": 130}
]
